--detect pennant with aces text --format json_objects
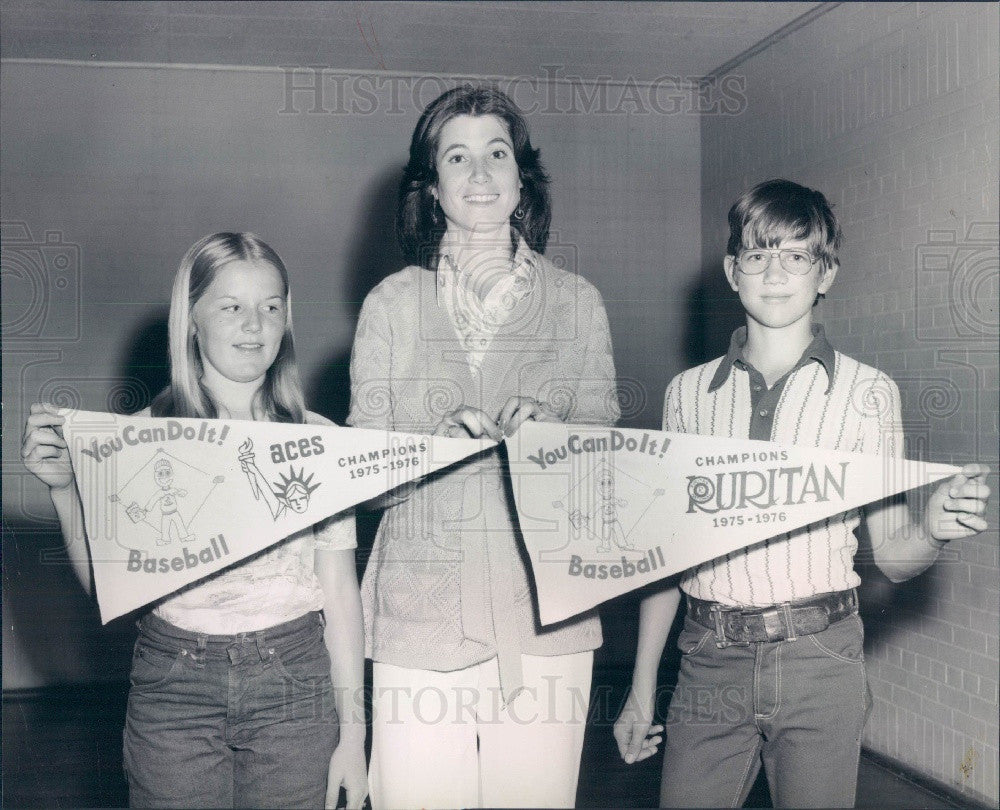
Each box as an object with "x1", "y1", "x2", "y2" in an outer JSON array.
[{"x1": 61, "y1": 410, "x2": 492, "y2": 623}]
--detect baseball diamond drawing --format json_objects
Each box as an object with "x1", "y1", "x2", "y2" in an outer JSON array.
[
  {"x1": 108, "y1": 448, "x2": 224, "y2": 552},
  {"x1": 553, "y1": 457, "x2": 666, "y2": 555}
]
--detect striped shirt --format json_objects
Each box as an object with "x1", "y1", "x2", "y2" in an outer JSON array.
[{"x1": 664, "y1": 325, "x2": 903, "y2": 606}]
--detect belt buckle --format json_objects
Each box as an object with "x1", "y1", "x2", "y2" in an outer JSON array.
[
  {"x1": 760, "y1": 603, "x2": 798, "y2": 642},
  {"x1": 709, "y1": 603, "x2": 749, "y2": 649}
]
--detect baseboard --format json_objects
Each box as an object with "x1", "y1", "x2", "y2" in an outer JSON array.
[
  {"x1": 861, "y1": 747, "x2": 995, "y2": 810},
  {"x1": 2, "y1": 681, "x2": 128, "y2": 702}
]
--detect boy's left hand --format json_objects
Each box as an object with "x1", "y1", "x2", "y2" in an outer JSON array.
[
  {"x1": 325, "y1": 739, "x2": 368, "y2": 809},
  {"x1": 925, "y1": 464, "x2": 991, "y2": 542}
]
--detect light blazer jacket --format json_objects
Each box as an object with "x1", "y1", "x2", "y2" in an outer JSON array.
[{"x1": 348, "y1": 248, "x2": 619, "y2": 697}]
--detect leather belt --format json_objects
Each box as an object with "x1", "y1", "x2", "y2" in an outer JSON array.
[{"x1": 687, "y1": 589, "x2": 858, "y2": 647}]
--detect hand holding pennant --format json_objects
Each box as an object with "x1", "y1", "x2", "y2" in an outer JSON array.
[
  {"x1": 59, "y1": 410, "x2": 493, "y2": 623},
  {"x1": 505, "y1": 421, "x2": 959, "y2": 625}
]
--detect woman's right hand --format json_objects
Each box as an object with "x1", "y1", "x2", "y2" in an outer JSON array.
[
  {"x1": 21, "y1": 403, "x2": 75, "y2": 491},
  {"x1": 433, "y1": 406, "x2": 503, "y2": 441}
]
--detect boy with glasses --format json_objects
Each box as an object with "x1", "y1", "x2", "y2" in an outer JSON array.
[{"x1": 613, "y1": 179, "x2": 990, "y2": 807}]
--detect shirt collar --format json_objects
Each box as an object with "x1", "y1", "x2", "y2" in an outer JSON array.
[
  {"x1": 436, "y1": 233, "x2": 537, "y2": 305},
  {"x1": 707, "y1": 323, "x2": 836, "y2": 394}
]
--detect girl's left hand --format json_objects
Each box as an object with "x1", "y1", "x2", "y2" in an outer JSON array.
[
  {"x1": 325, "y1": 740, "x2": 368, "y2": 809},
  {"x1": 925, "y1": 463, "x2": 991, "y2": 542},
  {"x1": 498, "y1": 396, "x2": 562, "y2": 436}
]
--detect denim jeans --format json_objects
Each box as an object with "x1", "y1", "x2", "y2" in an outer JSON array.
[
  {"x1": 659, "y1": 611, "x2": 870, "y2": 808},
  {"x1": 123, "y1": 611, "x2": 338, "y2": 809}
]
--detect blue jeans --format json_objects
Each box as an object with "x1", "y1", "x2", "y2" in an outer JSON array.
[
  {"x1": 659, "y1": 611, "x2": 870, "y2": 808},
  {"x1": 123, "y1": 611, "x2": 338, "y2": 809}
]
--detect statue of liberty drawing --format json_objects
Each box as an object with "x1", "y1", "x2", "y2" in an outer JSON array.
[{"x1": 238, "y1": 439, "x2": 320, "y2": 521}]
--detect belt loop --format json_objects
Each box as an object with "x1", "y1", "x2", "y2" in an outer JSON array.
[
  {"x1": 254, "y1": 630, "x2": 268, "y2": 662},
  {"x1": 709, "y1": 604, "x2": 731, "y2": 649},
  {"x1": 189, "y1": 634, "x2": 207, "y2": 664},
  {"x1": 780, "y1": 602, "x2": 798, "y2": 642}
]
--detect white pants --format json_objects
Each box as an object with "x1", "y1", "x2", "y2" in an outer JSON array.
[{"x1": 369, "y1": 651, "x2": 593, "y2": 809}]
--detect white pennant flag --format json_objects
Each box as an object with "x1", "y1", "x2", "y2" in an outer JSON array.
[
  {"x1": 506, "y1": 422, "x2": 958, "y2": 625},
  {"x1": 60, "y1": 410, "x2": 492, "y2": 622}
]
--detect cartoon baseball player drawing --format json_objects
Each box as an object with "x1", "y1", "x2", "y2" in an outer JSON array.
[
  {"x1": 595, "y1": 465, "x2": 636, "y2": 552},
  {"x1": 143, "y1": 457, "x2": 195, "y2": 546},
  {"x1": 109, "y1": 449, "x2": 222, "y2": 552},
  {"x1": 238, "y1": 439, "x2": 320, "y2": 521},
  {"x1": 557, "y1": 457, "x2": 665, "y2": 555}
]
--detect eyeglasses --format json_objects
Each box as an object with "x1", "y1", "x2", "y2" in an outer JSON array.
[{"x1": 736, "y1": 248, "x2": 818, "y2": 275}]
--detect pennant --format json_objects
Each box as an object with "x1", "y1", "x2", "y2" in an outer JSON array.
[
  {"x1": 506, "y1": 422, "x2": 959, "y2": 625},
  {"x1": 60, "y1": 410, "x2": 492, "y2": 623}
]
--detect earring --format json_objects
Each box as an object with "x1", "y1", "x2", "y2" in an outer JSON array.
[{"x1": 513, "y1": 206, "x2": 525, "y2": 221}]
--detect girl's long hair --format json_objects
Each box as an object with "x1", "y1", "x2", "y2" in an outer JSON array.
[{"x1": 150, "y1": 232, "x2": 305, "y2": 423}]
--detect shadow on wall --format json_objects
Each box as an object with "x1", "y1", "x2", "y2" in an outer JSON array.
[
  {"x1": 4, "y1": 314, "x2": 175, "y2": 688},
  {"x1": 306, "y1": 164, "x2": 406, "y2": 578},
  {"x1": 117, "y1": 311, "x2": 170, "y2": 411},
  {"x1": 308, "y1": 163, "x2": 405, "y2": 427},
  {"x1": 3, "y1": 519, "x2": 137, "y2": 686},
  {"x1": 855, "y1": 523, "x2": 936, "y2": 647},
  {"x1": 683, "y1": 254, "x2": 743, "y2": 368}
]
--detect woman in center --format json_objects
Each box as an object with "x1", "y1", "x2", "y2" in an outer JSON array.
[{"x1": 348, "y1": 84, "x2": 620, "y2": 808}]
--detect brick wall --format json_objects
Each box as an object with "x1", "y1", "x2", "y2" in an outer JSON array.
[{"x1": 700, "y1": 3, "x2": 999, "y2": 802}]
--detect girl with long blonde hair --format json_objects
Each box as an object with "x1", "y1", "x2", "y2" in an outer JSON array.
[{"x1": 22, "y1": 232, "x2": 367, "y2": 809}]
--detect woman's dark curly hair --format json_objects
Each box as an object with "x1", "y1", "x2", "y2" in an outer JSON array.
[{"x1": 396, "y1": 84, "x2": 552, "y2": 269}]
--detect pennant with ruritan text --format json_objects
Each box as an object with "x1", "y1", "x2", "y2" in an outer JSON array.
[{"x1": 506, "y1": 422, "x2": 958, "y2": 625}]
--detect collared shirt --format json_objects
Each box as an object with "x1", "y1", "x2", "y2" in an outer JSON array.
[
  {"x1": 437, "y1": 237, "x2": 537, "y2": 372},
  {"x1": 708, "y1": 324, "x2": 837, "y2": 441},
  {"x1": 663, "y1": 325, "x2": 903, "y2": 606}
]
